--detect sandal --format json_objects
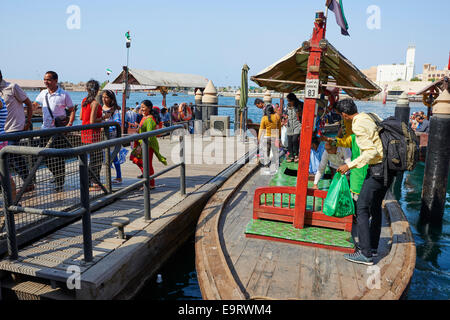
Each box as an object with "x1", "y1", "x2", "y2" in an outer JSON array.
[
  {"x1": 89, "y1": 184, "x2": 102, "y2": 192},
  {"x1": 112, "y1": 178, "x2": 122, "y2": 184}
]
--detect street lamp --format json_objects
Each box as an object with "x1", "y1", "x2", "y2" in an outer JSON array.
[{"x1": 122, "y1": 31, "x2": 131, "y2": 134}]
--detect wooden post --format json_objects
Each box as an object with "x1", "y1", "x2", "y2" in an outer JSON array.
[
  {"x1": 293, "y1": 12, "x2": 326, "y2": 229},
  {"x1": 421, "y1": 89, "x2": 450, "y2": 223}
]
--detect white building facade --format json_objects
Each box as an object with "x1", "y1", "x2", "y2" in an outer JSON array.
[{"x1": 375, "y1": 46, "x2": 416, "y2": 82}]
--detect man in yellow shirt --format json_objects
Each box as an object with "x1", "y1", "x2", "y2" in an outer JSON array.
[{"x1": 336, "y1": 99, "x2": 395, "y2": 266}]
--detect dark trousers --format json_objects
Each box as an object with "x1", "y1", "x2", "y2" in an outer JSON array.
[
  {"x1": 354, "y1": 165, "x2": 394, "y2": 258},
  {"x1": 8, "y1": 138, "x2": 30, "y2": 183},
  {"x1": 287, "y1": 134, "x2": 299, "y2": 158},
  {"x1": 40, "y1": 136, "x2": 67, "y2": 188}
]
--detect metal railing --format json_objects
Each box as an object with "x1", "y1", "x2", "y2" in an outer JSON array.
[{"x1": 0, "y1": 124, "x2": 186, "y2": 263}]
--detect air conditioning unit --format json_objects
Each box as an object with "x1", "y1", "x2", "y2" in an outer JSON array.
[{"x1": 210, "y1": 115, "x2": 230, "y2": 137}]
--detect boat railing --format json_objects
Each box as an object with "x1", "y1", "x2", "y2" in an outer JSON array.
[
  {"x1": 0, "y1": 123, "x2": 186, "y2": 263},
  {"x1": 253, "y1": 186, "x2": 352, "y2": 232}
]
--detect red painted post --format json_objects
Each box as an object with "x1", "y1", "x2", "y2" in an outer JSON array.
[{"x1": 293, "y1": 12, "x2": 327, "y2": 229}]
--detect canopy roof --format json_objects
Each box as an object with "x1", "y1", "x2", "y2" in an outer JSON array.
[
  {"x1": 103, "y1": 83, "x2": 157, "y2": 92},
  {"x1": 251, "y1": 41, "x2": 381, "y2": 99},
  {"x1": 111, "y1": 68, "x2": 209, "y2": 89},
  {"x1": 416, "y1": 77, "x2": 449, "y2": 95}
]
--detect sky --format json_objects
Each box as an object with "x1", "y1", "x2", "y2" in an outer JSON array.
[{"x1": 1, "y1": 0, "x2": 449, "y2": 87}]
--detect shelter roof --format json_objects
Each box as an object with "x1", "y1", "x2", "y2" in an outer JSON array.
[
  {"x1": 111, "y1": 69, "x2": 209, "y2": 89},
  {"x1": 251, "y1": 41, "x2": 381, "y2": 99}
]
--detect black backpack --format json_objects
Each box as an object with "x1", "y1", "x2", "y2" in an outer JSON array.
[{"x1": 367, "y1": 113, "x2": 419, "y2": 175}]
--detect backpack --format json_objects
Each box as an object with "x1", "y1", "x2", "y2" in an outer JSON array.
[{"x1": 367, "y1": 113, "x2": 419, "y2": 175}]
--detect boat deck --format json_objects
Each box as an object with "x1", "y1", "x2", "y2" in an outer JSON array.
[
  {"x1": 196, "y1": 164, "x2": 416, "y2": 300},
  {"x1": 0, "y1": 135, "x2": 255, "y2": 300}
]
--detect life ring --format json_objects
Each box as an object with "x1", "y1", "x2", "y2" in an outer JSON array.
[
  {"x1": 422, "y1": 90, "x2": 439, "y2": 108},
  {"x1": 179, "y1": 104, "x2": 192, "y2": 121}
]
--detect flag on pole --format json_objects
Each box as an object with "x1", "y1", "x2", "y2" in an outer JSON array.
[
  {"x1": 326, "y1": 0, "x2": 349, "y2": 36},
  {"x1": 125, "y1": 31, "x2": 131, "y2": 40},
  {"x1": 106, "y1": 68, "x2": 112, "y2": 76}
]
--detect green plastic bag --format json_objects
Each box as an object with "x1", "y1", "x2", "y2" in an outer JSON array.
[{"x1": 322, "y1": 172, "x2": 355, "y2": 218}]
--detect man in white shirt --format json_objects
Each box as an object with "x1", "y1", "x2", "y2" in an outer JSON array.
[
  {"x1": 313, "y1": 142, "x2": 351, "y2": 189},
  {"x1": 33, "y1": 71, "x2": 75, "y2": 191},
  {"x1": 34, "y1": 71, "x2": 75, "y2": 129}
]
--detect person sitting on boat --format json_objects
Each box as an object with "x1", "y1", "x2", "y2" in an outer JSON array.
[
  {"x1": 258, "y1": 105, "x2": 281, "y2": 168},
  {"x1": 171, "y1": 105, "x2": 180, "y2": 123},
  {"x1": 285, "y1": 93, "x2": 303, "y2": 163},
  {"x1": 160, "y1": 107, "x2": 171, "y2": 127},
  {"x1": 309, "y1": 136, "x2": 324, "y2": 175},
  {"x1": 414, "y1": 114, "x2": 429, "y2": 133},
  {"x1": 130, "y1": 100, "x2": 167, "y2": 186},
  {"x1": 336, "y1": 99, "x2": 396, "y2": 266},
  {"x1": 313, "y1": 141, "x2": 351, "y2": 189}
]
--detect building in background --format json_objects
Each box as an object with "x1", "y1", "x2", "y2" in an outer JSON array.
[
  {"x1": 362, "y1": 46, "x2": 417, "y2": 82},
  {"x1": 421, "y1": 63, "x2": 450, "y2": 81}
]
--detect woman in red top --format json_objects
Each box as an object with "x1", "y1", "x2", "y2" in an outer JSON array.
[{"x1": 80, "y1": 80, "x2": 104, "y2": 191}]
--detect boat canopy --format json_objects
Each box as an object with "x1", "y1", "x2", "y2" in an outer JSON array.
[
  {"x1": 111, "y1": 68, "x2": 209, "y2": 90},
  {"x1": 251, "y1": 41, "x2": 381, "y2": 100},
  {"x1": 416, "y1": 77, "x2": 449, "y2": 95}
]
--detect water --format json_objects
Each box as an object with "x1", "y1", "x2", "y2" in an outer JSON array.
[{"x1": 27, "y1": 91, "x2": 450, "y2": 299}]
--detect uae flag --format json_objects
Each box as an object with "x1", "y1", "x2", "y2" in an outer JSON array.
[{"x1": 327, "y1": 0, "x2": 349, "y2": 36}]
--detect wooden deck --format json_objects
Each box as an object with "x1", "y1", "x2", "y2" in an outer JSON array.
[
  {"x1": 0, "y1": 135, "x2": 257, "y2": 300},
  {"x1": 195, "y1": 163, "x2": 416, "y2": 300}
]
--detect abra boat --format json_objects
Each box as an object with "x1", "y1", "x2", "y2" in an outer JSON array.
[{"x1": 195, "y1": 10, "x2": 415, "y2": 300}]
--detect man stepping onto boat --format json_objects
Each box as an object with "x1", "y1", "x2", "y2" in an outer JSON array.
[{"x1": 336, "y1": 99, "x2": 395, "y2": 266}]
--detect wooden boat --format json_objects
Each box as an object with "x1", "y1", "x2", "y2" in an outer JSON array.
[
  {"x1": 195, "y1": 10, "x2": 415, "y2": 300},
  {"x1": 195, "y1": 161, "x2": 415, "y2": 300}
]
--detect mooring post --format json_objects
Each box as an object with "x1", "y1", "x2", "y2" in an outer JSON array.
[
  {"x1": 202, "y1": 80, "x2": 218, "y2": 131},
  {"x1": 264, "y1": 90, "x2": 272, "y2": 106},
  {"x1": 395, "y1": 92, "x2": 410, "y2": 125},
  {"x1": 194, "y1": 89, "x2": 203, "y2": 135},
  {"x1": 421, "y1": 89, "x2": 450, "y2": 223},
  {"x1": 392, "y1": 92, "x2": 410, "y2": 196},
  {"x1": 179, "y1": 134, "x2": 186, "y2": 196}
]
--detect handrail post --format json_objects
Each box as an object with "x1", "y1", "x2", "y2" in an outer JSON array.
[
  {"x1": 142, "y1": 137, "x2": 151, "y2": 221},
  {"x1": 79, "y1": 153, "x2": 93, "y2": 263},
  {"x1": 104, "y1": 129, "x2": 112, "y2": 193},
  {"x1": 179, "y1": 133, "x2": 186, "y2": 196},
  {"x1": 0, "y1": 154, "x2": 18, "y2": 260}
]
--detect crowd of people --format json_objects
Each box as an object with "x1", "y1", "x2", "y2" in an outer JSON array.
[
  {"x1": 0, "y1": 69, "x2": 431, "y2": 266},
  {"x1": 0, "y1": 70, "x2": 174, "y2": 194}
]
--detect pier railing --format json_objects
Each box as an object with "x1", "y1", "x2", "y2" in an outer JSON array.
[{"x1": 0, "y1": 124, "x2": 186, "y2": 263}]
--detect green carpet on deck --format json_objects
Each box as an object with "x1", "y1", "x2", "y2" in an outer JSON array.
[
  {"x1": 249, "y1": 159, "x2": 353, "y2": 249},
  {"x1": 245, "y1": 219, "x2": 354, "y2": 249}
]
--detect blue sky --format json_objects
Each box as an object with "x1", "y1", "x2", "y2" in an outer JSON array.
[{"x1": 1, "y1": 0, "x2": 449, "y2": 86}]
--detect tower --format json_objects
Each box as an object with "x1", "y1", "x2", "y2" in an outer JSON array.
[{"x1": 406, "y1": 45, "x2": 416, "y2": 81}]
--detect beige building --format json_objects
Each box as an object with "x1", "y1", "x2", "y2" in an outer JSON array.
[
  {"x1": 421, "y1": 64, "x2": 450, "y2": 81},
  {"x1": 361, "y1": 66, "x2": 377, "y2": 82}
]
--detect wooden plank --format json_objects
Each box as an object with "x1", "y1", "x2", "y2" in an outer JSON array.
[{"x1": 297, "y1": 246, "x2": 316, "y2": 300}]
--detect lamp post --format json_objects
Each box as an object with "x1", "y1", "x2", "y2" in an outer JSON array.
[{"x1": 122, "y1": 31, "x2": 131, "y2": 135}]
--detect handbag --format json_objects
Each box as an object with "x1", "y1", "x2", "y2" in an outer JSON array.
[{"x1": 45, "y1": 93, "x2": 69, "y2": 127}]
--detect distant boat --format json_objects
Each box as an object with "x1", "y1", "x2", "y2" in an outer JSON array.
[
  {"x1": 147, "y1": 92, "x2": 156, "y2": 96},
  {"x1": 172, "y1": 93, "x2": 178, "y2": 96}
]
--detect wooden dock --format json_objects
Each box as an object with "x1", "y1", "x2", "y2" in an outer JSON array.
[
  {"x1": 195, "y1": 163, "x2": 416, "y2": 300},
  {"x1": 0, "y1": 135, "x2": 257, "y2": 300}
]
